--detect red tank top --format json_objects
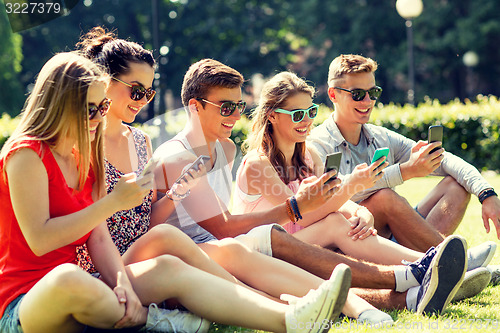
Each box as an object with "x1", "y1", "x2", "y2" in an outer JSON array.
[{"x1": 0, "y1": 140, "x2": 94, "y2": 316}]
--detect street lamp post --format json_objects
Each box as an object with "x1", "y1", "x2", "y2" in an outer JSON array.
[{"x1": 396, "y1": 0, "x2": 423, "y2": 106}]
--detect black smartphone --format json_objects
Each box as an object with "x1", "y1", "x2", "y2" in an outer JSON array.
[
  {"x1": 174, "y1": 155, "x2": 210, "y2": 185},
  {"x1": 428, "y1": 125, "x2": 443, "y2": 154},
  {"x1": 324, "y1": 152, "x2": 342, "y2": 184}
]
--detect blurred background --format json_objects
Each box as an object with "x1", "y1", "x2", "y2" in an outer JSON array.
[{"x1": 2, "y1": 0, "x2": 500, "y2": 120}]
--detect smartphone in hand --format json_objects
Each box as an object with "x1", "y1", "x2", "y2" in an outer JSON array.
[
  {"x1": 174, "y1": 155, "x2": 210, "y2": 185},
  {"x1": 428, "y1": 125, "x2": 443, "y2": 154},
  {"x1": 371, "y1": 147, "x2": 390, "y2": 164},
  {"x1": 138, "y1": 157, "x2": 159, "y2": 181},
  {"x1": 324, "y1": 152, "x2": 342, "y2": 184}
]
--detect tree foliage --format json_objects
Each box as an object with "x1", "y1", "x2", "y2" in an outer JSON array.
[{"x1": 2, "y1": 0, "x2": 500, "y2": 119}]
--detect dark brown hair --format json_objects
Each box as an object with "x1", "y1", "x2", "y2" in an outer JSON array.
[
  {"x1": 76, "y1": 26, "x2": 155, "y2": 77},
  {"x1": 181, "y1": 59, "x2": 244, "y2": 107}
]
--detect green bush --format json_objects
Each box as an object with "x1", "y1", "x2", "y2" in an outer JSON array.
[{"x1": 2, "y1": 95, "x2": 500, "y2": 171}]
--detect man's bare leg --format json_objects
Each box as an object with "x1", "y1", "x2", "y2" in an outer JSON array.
[
  {"x1": 270, "y1": 228, "x2": 396, "y2": 289},
  {"x1": 351, "y1": 288, "x2": 407, "y2": 310},
  {"x1": 361, "y1": 188, "x2": 444, "y2": 252},
  {"x1": 416, "y1": 176, "x2": 471, "y2": 235}
]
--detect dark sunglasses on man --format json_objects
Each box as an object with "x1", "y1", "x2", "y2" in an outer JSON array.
[
  {"x1": 113, "y1": 77, "x2": 156, "y2": 103},
  {"x1": 196, "y1": 98, "x2": 247, "y2": 117},
  {"x1": 334, "y1": 86, "x2": 382, "y2": 102},
  {"x1": 88, "y1": 98, "x2": 111, "y2": 120}
]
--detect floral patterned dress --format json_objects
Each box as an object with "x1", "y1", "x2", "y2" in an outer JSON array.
[{"x1": 77, "y1": 126, "x2": 154, "y2": 273}]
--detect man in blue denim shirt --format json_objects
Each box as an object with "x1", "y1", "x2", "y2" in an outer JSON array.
[{"x1": 308, "y1": 54, "x2": 500, "y2": 257}]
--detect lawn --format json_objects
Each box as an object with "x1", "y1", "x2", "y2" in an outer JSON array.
[{"x1": 210, "y1": 174, "x2": 500, "y2": 333}]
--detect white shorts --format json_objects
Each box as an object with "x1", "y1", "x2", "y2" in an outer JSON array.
[{"x1": 233, "y1": 223, "x2": 287, "y2": 257}]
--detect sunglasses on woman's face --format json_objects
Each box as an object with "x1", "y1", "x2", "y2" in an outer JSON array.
[
  {"x1": 88, "y1": 98, "x2": 111, "y2": 120},
  {"x1": 274, "y1": 104, "x2": 319, "y2": 123},
  {"x1": 197, "y1": 98, "x2": 247, "y2": 117},
  {"x1": 113, "y1": 77, "x2": 156, "y2": 103},
  {"x1": 334, "y1": 86, "x2": 383, "y2": 102}
]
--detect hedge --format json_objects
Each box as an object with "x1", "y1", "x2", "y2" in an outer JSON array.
[{"x1": 1, "y1": 95, "x2": 500, "y2": 171}]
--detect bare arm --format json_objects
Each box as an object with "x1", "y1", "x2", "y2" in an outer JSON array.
[
  {"x1": 7, "y1": 148, "x2": 152, "y2": 256},
  {"x1": 87, "y1": 223, "x2": 144, "y2": 328}
]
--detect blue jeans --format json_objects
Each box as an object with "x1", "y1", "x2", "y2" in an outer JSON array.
[{"x1": 0, "y1": 294, "x2": 24, "y2": 333}]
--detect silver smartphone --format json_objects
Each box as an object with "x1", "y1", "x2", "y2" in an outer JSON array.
[{"x1": 173, "y1": 155, "x2": 210, "y2": 185}]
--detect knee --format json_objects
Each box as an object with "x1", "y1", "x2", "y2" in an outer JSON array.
[
  {"x1": 46, "y1": 264, "x2": 102, "y2": 301},
  {"x1": 320, "y1": 213, "x2": 351, "y2": 238},
  {"x1": 148, "y1": 224, "x2": 185, "y2": 245},
  {"x1": 366, "y1": 188, "x2": 408, "y2": 211},
  {"x1": 212, "y1": 238, "x2": 252, "y2": 262},
  {"x1": 442, "y1": 176, "x2": 471, "y2": 203},
  {"x1": 154, "y1": 254, "x2": 191, "y2": 278}
]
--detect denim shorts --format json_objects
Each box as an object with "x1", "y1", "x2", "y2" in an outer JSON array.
[{"x1": 0, "y1": 294, "x2": 25, "y2": 333}]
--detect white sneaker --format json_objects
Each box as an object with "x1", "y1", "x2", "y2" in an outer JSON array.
[
  {"x1": 452, "y1": 267, "x2": 491, "y2": 302},
  {"x1": 467, "y1": 241, "x2": 497, "y2": 271},
  {"x1": 285, "y1": 264, "x2": 351, "y2": 333},
  {"x1": 140, "y1": 303, "x2": 210, "y2": 333}
]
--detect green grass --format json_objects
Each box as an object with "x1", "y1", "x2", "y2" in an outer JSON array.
[{"x1": 210, "y1": 174, "x2": 500, "y2": 333}]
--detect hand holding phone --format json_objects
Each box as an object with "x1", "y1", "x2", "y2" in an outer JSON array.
[
  {"x1": 138, "y1": 157, "x2": 159, "y2": 181},
  {"x1": 174, "y1": 155, "x2": 210, "y2": 185},
  {"x1": 324, "y1": 152, "x2": 342, "y2": 184},
  {"x1": 371, "y1": 147, "x2": 390, "y2": 164},
  {"x1": 428, "y1": 125, "x2": 443, "y2": 154}
]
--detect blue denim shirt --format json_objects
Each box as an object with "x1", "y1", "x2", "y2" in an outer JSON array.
[{"x1": 307, "y1": 114, "x2": 493, "y2": 203}]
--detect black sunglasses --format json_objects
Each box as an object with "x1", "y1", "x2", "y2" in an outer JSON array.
[
  {"x1": 334, "y1": 86, "x2": 383, "y2": 101},
  {"x1": 113, "y1": 77, "x2": 156, "y2": 103},
  {"x1": 88, "y1": 98, "x2": 111, "y2": 120},
  {"x1": 197, "y1": 98, "x2": 247, "y2": 117}
]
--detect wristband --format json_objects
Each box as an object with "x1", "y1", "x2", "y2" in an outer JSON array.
[
  {"x1": 166, "y1": 188, "x2": 191, "y2": 201},
  {"x1": 289, "y1": 196, "x2": 303, "y2": 221},
  {"x1": 285, "y1": 198, "x2": 296, "y2": 223},
  {"x1": 479, "y1": 189, "x2": 497, "y2": 204}
]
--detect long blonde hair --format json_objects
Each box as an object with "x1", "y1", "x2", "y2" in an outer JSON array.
[
  {"x1": 0, "y1": 52, "x2": 107, "y2": 197},
  {"x1": 244, "y1": 71, "x2": 315, "y2": 184}
]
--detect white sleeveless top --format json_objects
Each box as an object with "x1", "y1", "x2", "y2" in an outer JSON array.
[{"x1": 163, "y1": 135, "x2": 232, "y2": 243}]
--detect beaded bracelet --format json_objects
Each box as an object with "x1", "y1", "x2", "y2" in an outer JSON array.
[
  {"x1": 479, "y1": 188, "x2": 497, "y2": 204},
  {"x1": 289, "y1": 196, "x2": 303, "y2": 221},
  {"x1": 166, "y1": 188, "x2": 191, "y2": 201},
  {"x1": 285, "y1": 198, "x2": 296, "y2": 223}
]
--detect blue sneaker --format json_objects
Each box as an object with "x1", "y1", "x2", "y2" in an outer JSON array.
[
  {"x1": 416, "y1": 235, "x2": 467, "y2": 315},
  {"x1": 405, "y1": 247, "x2": 437, "y2": 284}
]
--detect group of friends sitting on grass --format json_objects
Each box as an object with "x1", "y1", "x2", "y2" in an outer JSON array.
[{"x1": 1, "y1": 26, "x2": 499, "y2": 333}]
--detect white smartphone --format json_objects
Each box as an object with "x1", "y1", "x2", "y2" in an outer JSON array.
[
  {"x1": 138, "y1": 157, "x2": 160, "y2": 180},
  {"x1": 173, "y1": 155, "x2": 210, "y2": 185}
]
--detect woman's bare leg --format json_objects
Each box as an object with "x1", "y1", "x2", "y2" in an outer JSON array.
[
  {"x1": 125, "y1": 254, "x2": 287, "y2": 332},
  {"x1": 18, "y1": 264, "x2": 146, "y2": 333},
  {"x1": 294, "y1": 213, "x2": 423, "y2": 265},
  {"x1": 199, "y1": 238, "x2": 324, "y2": 297},
  {"x1": 122, "y1": 224, "x2": 276, "y2": 300},
  {"x1": 122, "y1": 224, "x2": 238, "y2": 283}
]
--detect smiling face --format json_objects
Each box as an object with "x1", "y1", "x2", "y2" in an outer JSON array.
[
  {"x1": 330, "y1": 71, "x2": 377, "y2": 127},
  {"x1": 106, "y1": 61, "x2": 155, "y2": 124},
  {"x1": 196, "y1": 86, "x2": 243, "y2": 142},
  {"x1": 271, "y1": 92, "x2": 314, "y2": 145},
  {"x1": 87, "y1": 81, "x2": 107, "y2": 141}
]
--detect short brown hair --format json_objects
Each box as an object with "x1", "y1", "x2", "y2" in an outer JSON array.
[
  {"x1": 181, "y1": 59, "x2": 244, "y2": 107},
  {"x1": 327, "y1": 54, "x2": 378, "y2": 87}
]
